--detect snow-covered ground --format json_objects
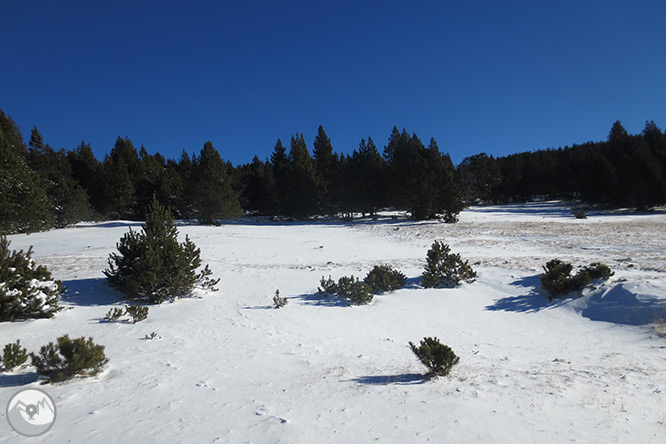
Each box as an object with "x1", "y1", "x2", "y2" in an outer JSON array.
[{"x1": 1, "y1": 202, "x2": 665, "y2": 443}]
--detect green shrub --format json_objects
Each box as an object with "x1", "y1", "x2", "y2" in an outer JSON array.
[
  {"x1": 573, "y1": 210, "x2": 587, "y2": 219},
  {"x1": 272, "y1": 289, "x2": 288, "y2": 308},
  {"x1": 409, "y1": 337, "x2": 460, "y2": 377},
  {"x1": 336, "y1": 276, "x2": 373, "y2": 305},
  {"x1": 318, "y1": 276, "x2": 338, "y2": 296},
  {"x1": 104, "y1": 197, "x2": 219, "y2": 304},
  {"x1": 364, "y1": 265, "x2": 408, "y2": 293},
  {"x1": 104, "y1": 307, "x2": 125, "y2": 322},
  {"x1": 31, "y1": 335, "x2": 109, "y2": 383},
  {"x1": 421, "y1": 240, "x2": 477, "y2": 288},
  {"x1": 540, "y1": 259, "x2": 613, "y2": 300},
  {"x1": 0, "y1": 236, "x2": 62, "y2": 321},
  {"x1": 1, "y1": 340, "x2": 28, "y2": 372},
  {"x1": 125, "y1": 304, "x2": 149, "y2": 323},
  {"x1": 584, "y1": 262, "x2": 613, "y2": 280}
]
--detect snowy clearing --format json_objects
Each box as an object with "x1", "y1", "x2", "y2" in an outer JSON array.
[{"x1": 1, "y1": 202, "x2": 665, "y2": 443}]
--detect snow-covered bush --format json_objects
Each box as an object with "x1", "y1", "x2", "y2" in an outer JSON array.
[
  {"x1": 30, "y1": 335, "x2": 109, "y2": 383},
  {"x1": 364, "y1": 265, "x2": 407, "y2": 293},
  {"x1": 421, "y1": 240, "x2": 477, "y2": 288},
  {"x1": 104, "y1": 197, "x2": 219, "y2": 304},
  {"x1": 540, "y1": 259, "x2": 613, "y2": 300},
  {"x1": 0, "y1": 235, "x2": 62, "y2": 321},
  {"x1": 1, "y1": 339, "x2": 28, "y2": 372},
  {"x1": 409, "y1": 337, "x2": 459, "y2": 377}
]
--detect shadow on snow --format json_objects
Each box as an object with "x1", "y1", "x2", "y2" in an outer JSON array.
[
  {"x1": 484, "y1": 275, "x2": 556, "y2": 313},
  {"x1": 349, "y1": 373, "x2": 427, "y2": 386},
  {"x1": 61, "y1": 278, "x2": 121, "y2": 307},
  {"x1": 0, "y1": 372, "x2": 40, "y2": 388},
  {"x1": 581, "y1": 284, "x2": 666, "y2": 326}
]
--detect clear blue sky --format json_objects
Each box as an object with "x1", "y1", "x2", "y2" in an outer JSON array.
[{"x1": 2, "y1": 0, "x2": 665, "y2": 166}]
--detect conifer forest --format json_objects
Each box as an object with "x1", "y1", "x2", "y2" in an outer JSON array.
[{"x1": 1, "y1": 106, "x2": 665, "y2": 235}]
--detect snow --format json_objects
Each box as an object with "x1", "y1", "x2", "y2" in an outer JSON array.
[{"x1": 1, "y1": 201, "x2": 665, "y2": 443}]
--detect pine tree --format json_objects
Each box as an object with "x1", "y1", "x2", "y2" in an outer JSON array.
[
  {"x1": 104, "y1": 197, "x2": 219, "y2": 303},
  {"x1": 269, "y1": 139, "x2": 289, "y2": 216},
  {"x1": 284, "y1": 134, "x2": 320, "y2": 219},
  {"x1": 352, "y1": 137, "x2": 386, "y2": 216},
  {"x1": 27, "y1": 127, "x2": 92, "y2": 227},
  {"x1": 0, "y1": 110, "x2": 51, "y2": 234},
  {"x1": 68, "y1": 141, "x2": 104, "y2": 214},
  {"x1": 0, "y1": 236, "x2": 62, "y2": 320},
  {"x1": 102, "y1": 137, "x2": 140, "y2": 219},
  {"x1": 241, "y1": 156, "x2": 279, "y2": 215},
  {"x1": 608, "y1": 120, "x2": 629, "y2": 144},
  {"x1": 189, "y1": 141, "x2": 242, "y2": 223},
  {"x1": 312, "y1": 126, "x2": 339, "y2": 215}
]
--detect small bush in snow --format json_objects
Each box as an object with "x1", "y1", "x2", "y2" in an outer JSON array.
[
  {"x1": 409, "y1": 337, "x2": 460, "y2": 378},
  {"x1": 31, "y1": 335, "x2": 109, "y2": 383},
  {"x1": 0, "y1": 235, "x2": 62, "y2": 321},
  {"x1": 318, "y1": 275, "x2": 373, "y2": 305},
  {"x1": 1, "y1": 340, "x2": 28, "y2": 372},
  {"x1": 104, "y1": 307, "x2": 125, "y2": 322},
  {"x1": 540, "y1": 259, "x2": 613, "y2": 300},
  {"x1": 583, "y1": 262, "x2": 613, "y2": 280},
  {"x1": 421, "y1": 240, "x2": 477, "y2": 288},
  {"x1": 318, "y1": 275, "x2": 338, "y2": 296},
  {"x1": 364, "y1": 265, "x2": 407, "y2": 293},
  {"x1": 573, "y1": 210, "x2": 587, "y2": 219},
  {"x1": 104, "y1": 197, "x2": 219, "y2": 304},
  {"x1": 336, "y1": 276, "x2": 373, "y2": 305},
  {"x1": 125, "y1": 305, "x2": 149, "y2": 323},
  {"x1": 272, "y1": 289, "x2": 288, "y2": 308}
]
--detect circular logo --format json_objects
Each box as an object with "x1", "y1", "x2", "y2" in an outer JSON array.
[{"x1": 6, "y1": 388, "x2": 57, "y2": 437}]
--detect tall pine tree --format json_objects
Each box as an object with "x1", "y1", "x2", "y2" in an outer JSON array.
[
  {"x1": 0, "y1": 111, "x2": 51, "y2": 234},
  {"x1": 188, "y1": 141, "x2": 242, "y2": 223}
]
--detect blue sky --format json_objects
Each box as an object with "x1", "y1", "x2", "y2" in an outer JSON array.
[{"x1": 2, "y1": 1, "x2": 665, "y2": 165}]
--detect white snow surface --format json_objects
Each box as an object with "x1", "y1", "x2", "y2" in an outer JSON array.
[{"x1": 1, "y1": 202, "x2": 665, "y2": 443}]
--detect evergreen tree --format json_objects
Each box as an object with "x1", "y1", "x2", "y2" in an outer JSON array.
[
  {"x1": 457, "y1": 153, "x2": 501, "y2": 203},
  {"x1": 68, "y1": 141, "x2": 104, "y2": 214},
  {"x1": 27, "y1": 127, "x2": 92, "y2": 227},
  {"x1": 383, "y1": 128, "x2": 462, "y2": 220},
  {"x1": 176, "y1": 150, "x2": 195, "y2": 218},
  {"x1": 608, "y1": 120, "x2": 629, "y2": 144},
  {"x1": 0, "y1": 110, "x2": 51, "y2": 234},
  {"x1": 312, "y1": 125, "x2": 339, "y2": 215},
  {"x1": 269, "y1": 139, "x2": 289, "y2": 216},
  {"x1": 189, "y1": 141, "x2": 242, "y2": 223},
  {"x1": 351, "y1": 137, "x2": 386, "y2": 215},
  {"x1": 284, "y1": 134, "x2": 320, "y2": 219},
  {"x1": 104, "y1": 197, "x2": 219, "y2": 303},
  {"x1": 0, "y1": 236, "x2": 62, "y2": 320},
  {"x1": 241, "y1": 155, "x2": 279, "y2": 215},
  {"x1": 102, "y1": 137, "x2": 140, "y2": 219}
]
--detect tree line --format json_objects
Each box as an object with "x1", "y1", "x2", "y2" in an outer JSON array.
[
  {"x1": 458, "y1": 120, "x2": 666, "y2": 209},
  {"x1": 1, "y1": 109, "x2": 461, "y2": 234},
  {"x1": 2, "y1": 105, "x2": 665, "y2": 235}
]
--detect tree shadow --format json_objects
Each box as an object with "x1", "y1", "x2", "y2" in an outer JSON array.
[
  {"x1": 0, "y1": 372, "x2": 40, "y2": 388},
  {"x1": 485, "y1": 275, "x2": 560, "y2": 313},
  {"x1": 61, "y1": 278, "x2": 121, "y2": 307},
  {"x1": 405, "y1": 276, "x2": 422, "y2": 290},
  {"x1": 349, "y1": 373, "x2": 426, "y2": 386},
  {"x1": 295, "y1": 292, "x2": 351, "y2": 307}
]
